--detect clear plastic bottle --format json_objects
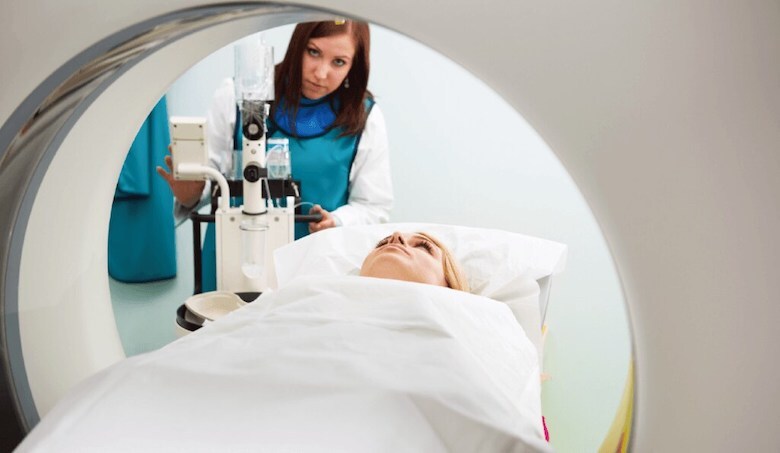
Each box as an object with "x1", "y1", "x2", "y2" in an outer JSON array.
[
  {"x1": 240, "y1": 217, "x2": 267, "y2": 280},
  {"x1": 266, "y1": 138, "x2": 290, "y2": 179},
  {"x1": 234, "y1": 34, "x2": 274, "y2": 103}
]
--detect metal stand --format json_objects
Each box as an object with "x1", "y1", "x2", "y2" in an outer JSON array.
[{"x1": 188, "y1": 178, "x2": 322, "y2": 295}]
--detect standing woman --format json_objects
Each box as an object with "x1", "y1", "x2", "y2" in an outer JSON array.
[{"x1": 159, "y1": 20, "x2": 393, "y2": 291}]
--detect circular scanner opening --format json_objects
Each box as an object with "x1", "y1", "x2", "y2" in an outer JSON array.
[{"x1": 2, "y1": 6, "x2": 633, "y2": 451}]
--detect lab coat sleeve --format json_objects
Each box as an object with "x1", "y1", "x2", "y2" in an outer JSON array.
[
  {"x1": 205, "y1": 77, "x2": 236, "y2": 176},
  {"x1": 331, "y1": 104, "x2": 394, "y2": 226},
  {"x1": 173, "y1": 78, "x2": 236, "y2": 222}
]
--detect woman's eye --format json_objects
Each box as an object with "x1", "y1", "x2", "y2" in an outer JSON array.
[
  {"x1": 415, "y1": 241, "x2": 435, "y2": 255},
  {"x1": 333, "y1": 58, "x2": 346, "y2": 67},
  {"x1": 307, "y1": 48, "x2": 320, "y2": 57}
]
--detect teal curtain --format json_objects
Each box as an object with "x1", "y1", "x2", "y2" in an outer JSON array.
[{"x1": 108, "y1": 96, "x2": 177, "y2": 282}]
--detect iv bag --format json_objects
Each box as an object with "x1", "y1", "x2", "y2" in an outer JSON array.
[{"x1": 234, "y1": 34, "x2": 275, "y2": 102}]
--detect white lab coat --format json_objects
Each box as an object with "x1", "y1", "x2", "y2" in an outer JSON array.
[{"x1": 176, "y1": 78, "x2": 393, "y2": 226}]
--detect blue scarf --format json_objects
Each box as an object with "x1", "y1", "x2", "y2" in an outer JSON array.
[{"x1": 271, "y1": 96, "x2": 339, "y2": 137}]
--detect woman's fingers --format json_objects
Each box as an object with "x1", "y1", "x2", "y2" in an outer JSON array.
[
  {"x1": 155, "y1": 166, "x2": 171, "y2": 181},
  {"x1": 157, "y1": 151, "x2": 175, "y2": 183},
  {"x1": 308, "y1": 206, "x2": 336, "y2": 233},
  {"x1": 156, "y1": 150, "x2": 204, "y2": 205}
]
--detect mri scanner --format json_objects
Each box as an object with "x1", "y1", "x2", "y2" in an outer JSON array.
[{"x1": 1, "y1": 1, "x2": 779, "y2": 451}]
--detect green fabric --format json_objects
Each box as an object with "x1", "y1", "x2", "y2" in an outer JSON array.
[{"x1": 108, "y1": 97, "x2": 177, "y2": 282}]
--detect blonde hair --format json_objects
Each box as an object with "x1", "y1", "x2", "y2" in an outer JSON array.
[{"x1": 417, "y1": 232, "x2": 470, "y2": 292}]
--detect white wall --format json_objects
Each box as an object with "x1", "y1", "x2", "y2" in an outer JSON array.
[{"x1": 166, "y1": 24, "x2": 630, "y2": 452}]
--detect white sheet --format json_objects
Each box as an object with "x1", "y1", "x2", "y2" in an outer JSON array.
[{"x1": 19, "y1": 276, "x2": 551, "y2": 452}]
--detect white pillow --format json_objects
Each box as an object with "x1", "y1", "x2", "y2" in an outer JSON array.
[{"x1": 273, "y1": 223, "x2": 567, "y2": 357}]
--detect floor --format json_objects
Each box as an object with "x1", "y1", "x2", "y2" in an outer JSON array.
[{"x1": 109, "y1": 219, "x2": 196, "y2": 356}]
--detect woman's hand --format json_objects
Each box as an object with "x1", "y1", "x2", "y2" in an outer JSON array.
[
  {"x1": 308, "y1": 204, "x2": 337, "y2": 234},
  {"x1": 156, "y1": 146, "x2": 205, "y2": 207}
]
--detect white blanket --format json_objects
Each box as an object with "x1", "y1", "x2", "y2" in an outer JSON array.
[{"x1": 19, "y1": 276, "x2": 550, "y2": 452}]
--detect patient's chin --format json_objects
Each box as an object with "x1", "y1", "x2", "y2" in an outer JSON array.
[
  {"x1": 361, "y1": 266, "x2": 410, "y2": 282},
  {"x1": 361, "y1": 265, "x2": 444, "y2": 289},
  {"x1": 359, "y1": 253, "x2": 447, "y2": 288},
  {"x1": 360, "y1": 259, "x2": 414, "y2": 282}
]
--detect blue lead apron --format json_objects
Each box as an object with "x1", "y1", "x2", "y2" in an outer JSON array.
[{"x1": 199, "y1": 96, "x2": 374, "y2": 292}]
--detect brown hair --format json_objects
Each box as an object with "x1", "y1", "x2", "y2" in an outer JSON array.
[
  {"x1": 417, "y1": 232, "x2": 471, "y2": 293},
  {"x1": 272, "y1": 20, "x2": 372, "y2": 136}
]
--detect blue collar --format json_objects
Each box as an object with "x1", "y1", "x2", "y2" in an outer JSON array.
[{"x1": 273, "y1": 96, "x2": 340, "y2": 137}]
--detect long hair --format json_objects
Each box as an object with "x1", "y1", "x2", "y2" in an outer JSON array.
[
  {"x1": 273, "y1": 20, "x2": 372, "y2": 136},
  {"x1": 417, "y1": 232, "x2": 471, "y2": 293}
]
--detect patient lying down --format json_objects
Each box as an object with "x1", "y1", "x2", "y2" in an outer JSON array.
[
  {"x1": 17, "y1": 233, "x2": 550, "y2": 452},
  {"x1": 359, "y1": 231, "x2": 470, "y2": 292}
]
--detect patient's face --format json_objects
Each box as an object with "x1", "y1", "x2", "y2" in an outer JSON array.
[{"x1": 359, "y1": 232, "x2": 447, "y2": 287}]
